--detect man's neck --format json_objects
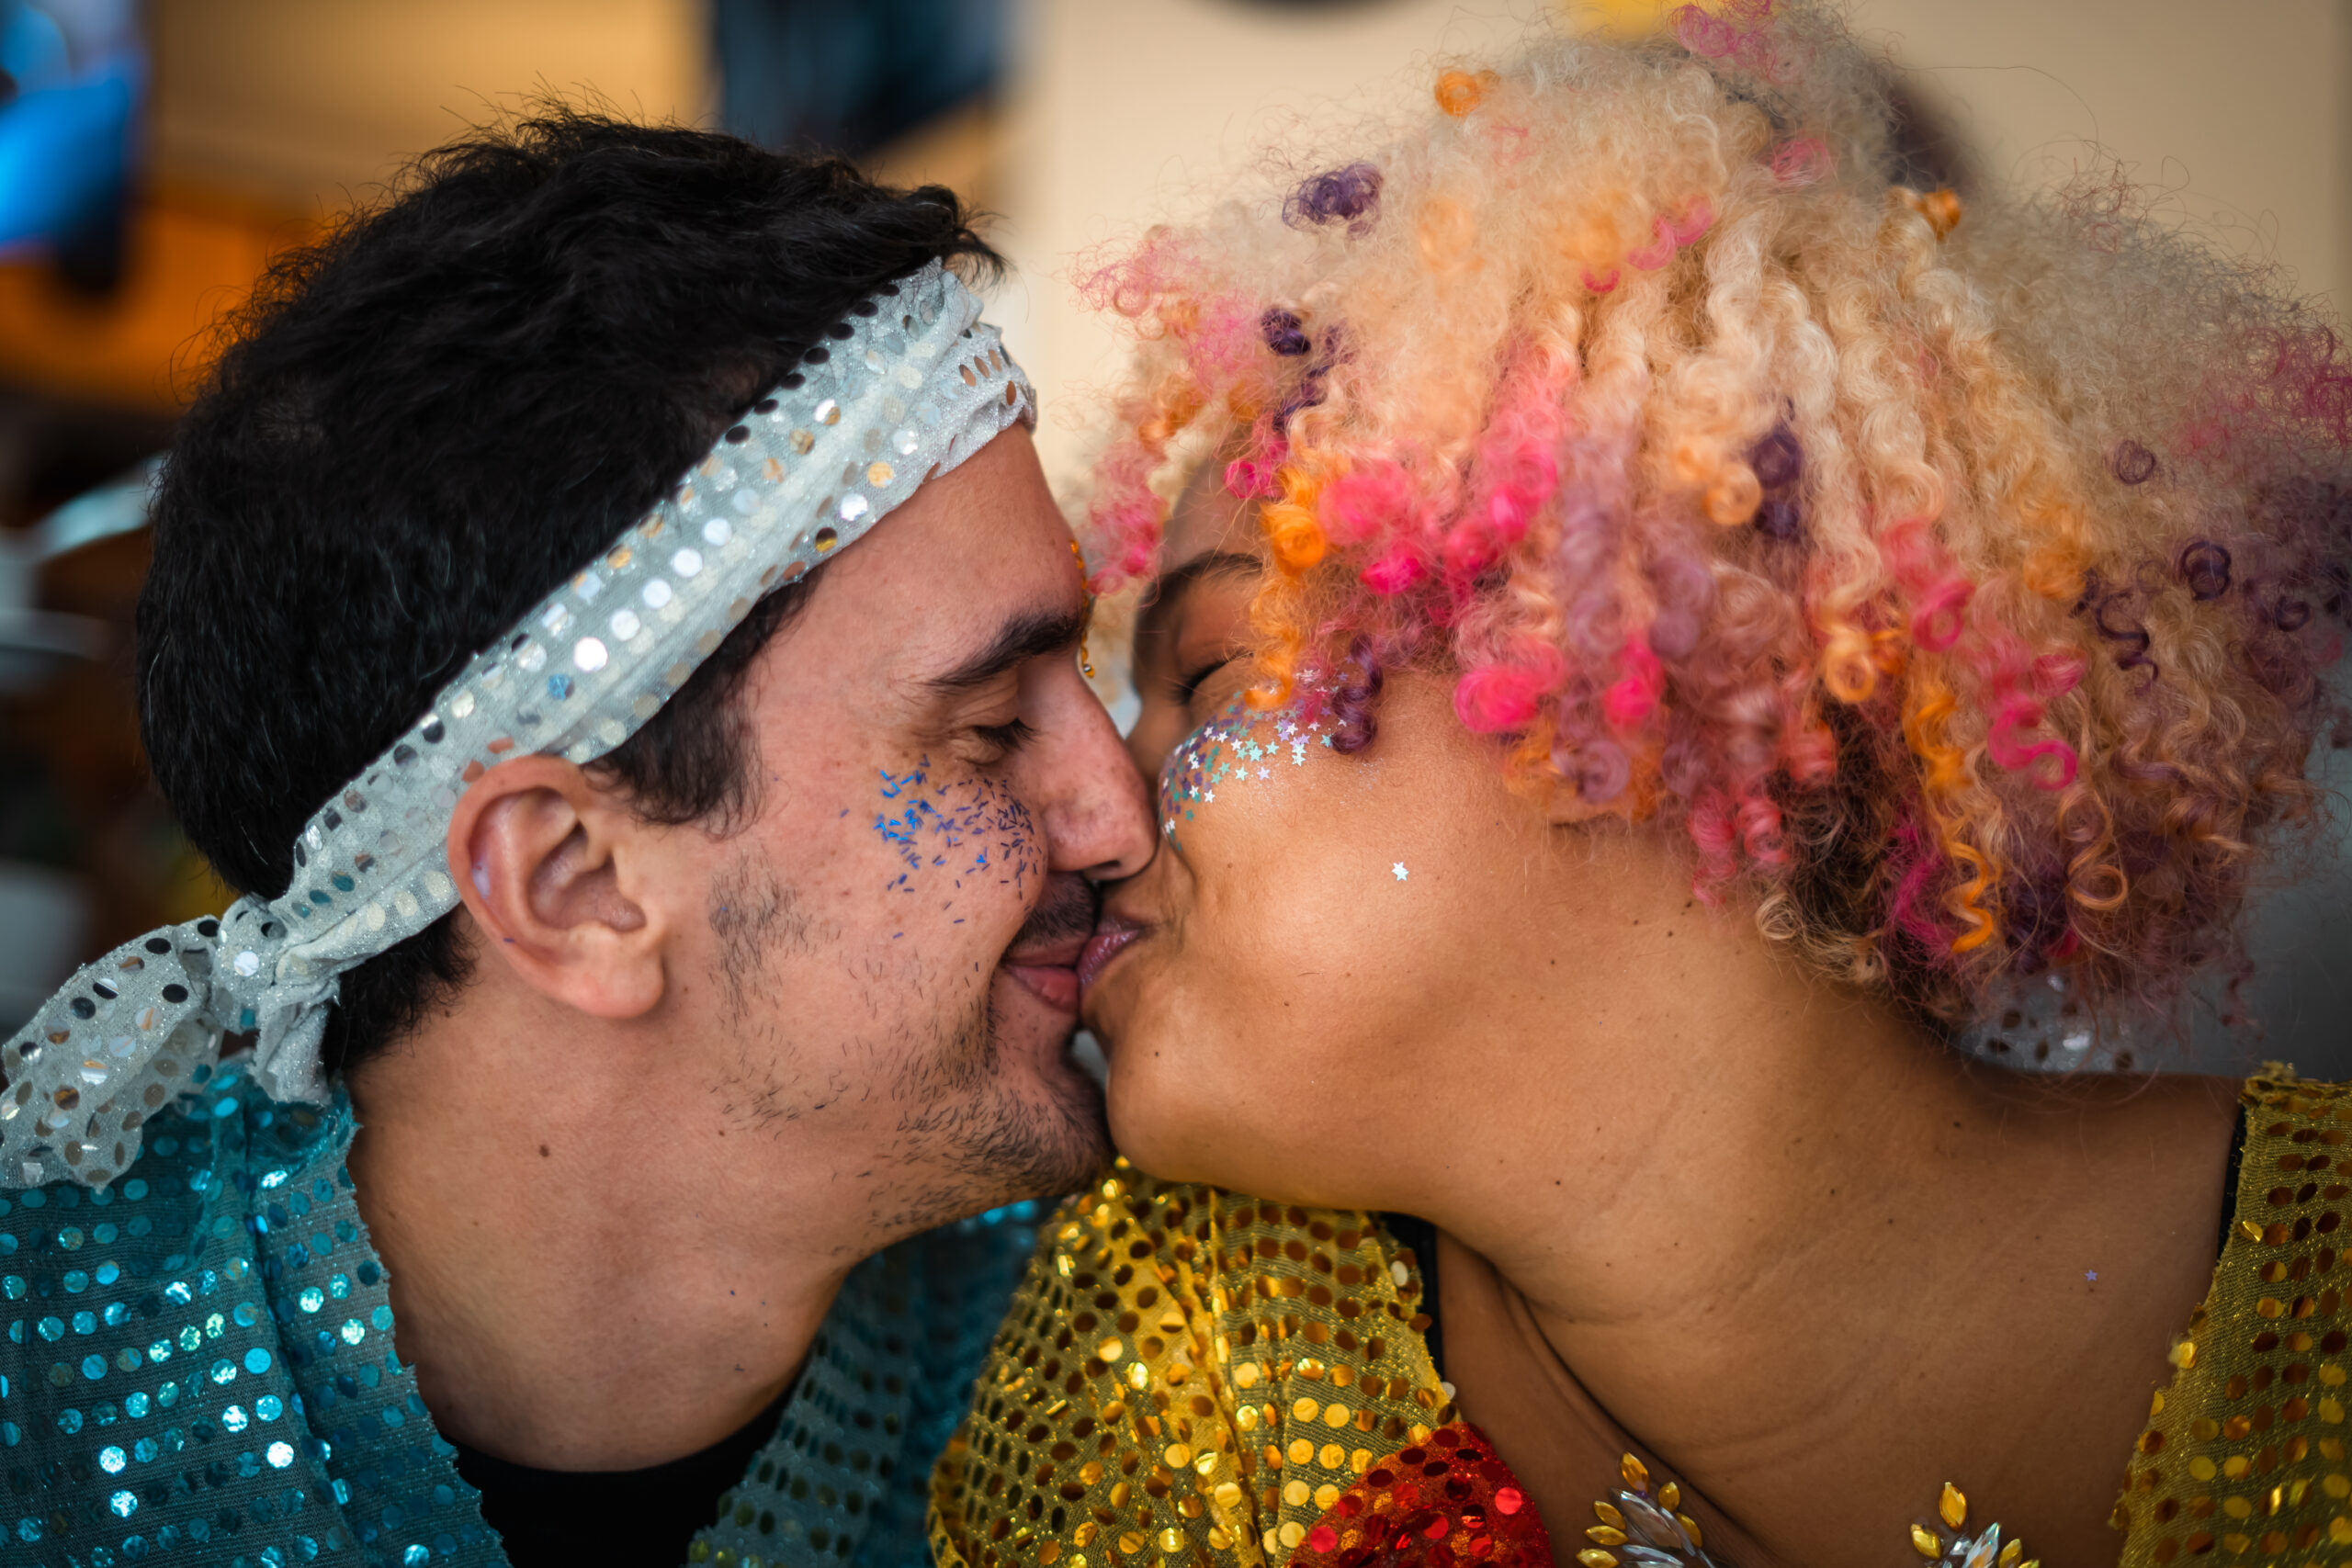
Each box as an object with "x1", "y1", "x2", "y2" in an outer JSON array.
[
  {"x1": 343, "y1": 994, "x2": 855, "y2": 1471},
  {"x1": 1416, "y1": 939, "x2": 2236, "y2": 1565}
]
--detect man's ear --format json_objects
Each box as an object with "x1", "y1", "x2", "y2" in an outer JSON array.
[{"x1": 446, "y1": 755, "x2": 665, "y2": 1019}]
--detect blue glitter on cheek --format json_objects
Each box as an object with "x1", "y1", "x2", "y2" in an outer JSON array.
[
  {"x1": 1158, "y1": 691, "x2": 1338, "y2": 843},
  {"x1": 871, "y1": 755, "x2": 1042, "y2": 903}
]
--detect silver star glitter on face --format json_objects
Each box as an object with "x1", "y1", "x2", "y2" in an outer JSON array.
[
  {"x1": 1157, "y1": 686, "x2": 1340, "y2": 849},
  {"x1": 1393, "y1": 863, "x2": 1409, "y2": 881}
]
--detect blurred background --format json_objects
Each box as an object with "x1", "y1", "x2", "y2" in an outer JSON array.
[{"x1": 0, "y1": 0, "x2": 2344, "y2": 1067}]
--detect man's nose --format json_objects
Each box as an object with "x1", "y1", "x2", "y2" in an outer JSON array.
[{"x1": 1040, "y1": 681, "x2": 1157, "y2": 883}]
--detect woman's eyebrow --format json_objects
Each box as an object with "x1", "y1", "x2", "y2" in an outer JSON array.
[{"x1": 1136, "y1": 551, "x2": 1262, "y2": 646}]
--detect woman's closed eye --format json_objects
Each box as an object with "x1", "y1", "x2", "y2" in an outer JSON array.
[{"x1": 1177, "y1": 652, "x2": 1243, "y2": 711}]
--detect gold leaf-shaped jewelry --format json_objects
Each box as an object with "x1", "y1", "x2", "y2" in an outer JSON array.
[
  {"x1": 1911, "y1": 1523, "x2": 1945, "y2": 1558},
  {"x1": 1939, "y1": 1483, "x2": 1968, "y2": 1529}
]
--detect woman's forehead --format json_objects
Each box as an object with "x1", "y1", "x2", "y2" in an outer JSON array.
[{"x1": 1162, "y1": 451, "x2": 1264, "y2": 572}]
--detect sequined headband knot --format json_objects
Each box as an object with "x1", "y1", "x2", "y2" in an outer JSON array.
[{"x1": 2, "y1": 259, "x2": 1035, "y2": 1189}]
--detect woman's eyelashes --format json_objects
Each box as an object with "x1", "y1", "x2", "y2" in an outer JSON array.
[{"x1": 1177, "y1": 653, "x2": 1240, "y2": 708}]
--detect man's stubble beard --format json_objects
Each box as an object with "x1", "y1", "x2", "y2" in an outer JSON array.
[{"x1": 709, "y1": 855, "x2": 1109, "y2": 1239}]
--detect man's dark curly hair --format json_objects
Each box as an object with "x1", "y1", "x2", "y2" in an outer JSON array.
[{"x1": 138, "y1": 110, "x2": 1001, "y2": 1074}]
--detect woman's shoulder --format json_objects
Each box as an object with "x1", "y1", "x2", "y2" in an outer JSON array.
[
  {"x1": 2114, "y1": 1069, "x2": 2352, "y2": 1565},
  {"x1": 931, "y1": 1165, "x2": 1551, "y2": 1567}
]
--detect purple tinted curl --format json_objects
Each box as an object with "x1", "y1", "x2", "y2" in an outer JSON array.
[
  {"x1": 1273, "y1": 325, "x2": 1345, "y2": 434},
  {"x1": 2075, "y1": 570, "x2": 2159, "y2": 683},
  {"x1": 1283, "y1": 163, "x2": 1384, "y2": 235},
  {"x1": 2177, "y1": 540, "x2": 2233, "y2": 601},
  {"x1": 1747, "y1": 425, "x2": 1804, "y2": 539},
  {"x1": 2274, "y1": 597, "x2": 2312, "y2": 632},
  {"x1": 1749, "y1": 426, "x2": 1803, "y2": 491},
  {"x1": 2111, "y1": 440, "x2": 2160, "y2": 485},
  {"x1": 1756, "y1": 498, "x2": 1803, "y2": 542},
  {"x1": 1274, "y1": 367, "x2": 1328, "y2": 435},
  {"x1": 1328, "y1": 638, "x2": 1385, "y2": 753},
  {"x1": 1557, "y1": 738, "x2": 1631, "y2": 803},
  {"x1": 1261, "y1": 309, "x2": 1312, "y2": 356}
]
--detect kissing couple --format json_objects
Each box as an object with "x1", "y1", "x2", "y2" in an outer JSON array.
[{"x1": 8, "y1": 5, "x2": 2349, "y2": 1565}]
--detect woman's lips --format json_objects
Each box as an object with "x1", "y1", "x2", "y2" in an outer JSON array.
[{"x1": 1077, "y1": 918, "x2": 1144, "y2": 1001}]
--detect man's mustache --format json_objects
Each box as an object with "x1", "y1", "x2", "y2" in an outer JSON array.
[{"x1": 1010, "y1": 874, "x2": 1100, "y2": 950}]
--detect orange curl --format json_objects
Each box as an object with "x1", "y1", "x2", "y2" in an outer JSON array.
[
  {"x1": 1820, "y1": 624, "x2": 1878, "y2": 704},
  {"x1": 1434, "y1": 69, "x2": 1498, "y2": 118},
  {"x1": 1902, "y1": 683, "x2": 1970, "y2": 797},
  {"x1": 1704, "y1": 462, "x2": 1762, "y2": 525},
  {"x1": 1943, "y1": 840, "x2": 1998, "y2": 953},
  {"x1": 1895, "y1": 186, "x2": 1963, "y2": 241},
  {"x1": 1137, "y1": 381, "x2": 1205, "y2": 446}
]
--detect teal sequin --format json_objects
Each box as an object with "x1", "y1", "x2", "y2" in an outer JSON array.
[{"x1": 1, "y1": 1064, "x2": 1035, "y2": 1567}]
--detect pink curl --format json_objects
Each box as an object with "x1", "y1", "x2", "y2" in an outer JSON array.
[
  {"x1": 1324, "y1": 460, "x2": 1417, "y2": 546},
  {"x1": 1687, "y1": 790, "x2": 1739, "y2": 890},
  {"x1": 1361, "y1": 547, "x2": 1426, "y2": 595},
  {"x1": 1884, "y1": 816, "x2": 1955, "y2": 952},
  {"x1": 1602, "y1": 639, "x2": 1666, "y2": 728},
  {"x1": 1454, "y1": 662, "x2": 1548, "y2": 732},
  {"x1": 1626, "y1": 218, "x2": 1679, "y2": 272},
  {"x1": 1673, "y1": 0, "x2": 1783, "y2": 77},
  {"x1": 1672, "y1": 6, "x2": 1736, "y2": 58},
  {"x1": 1767, "y1": 136, "x2": 1833, "y2": 186},
  {"x1": 1581, "y1": 266, "x2": 1620, "y2": 294},
  {"x1": 1987, "y1": 697, "x2": 2080, "y2": 789},
  {"x1": 1173, "y1": 293, "x2": 1272, "y2": 380},
  {"x1": 1737, "y1": 793, "x2": 1788, "y2": 867},
  {"x1": 2031, "y1": 652, "x2": 2085, "y2": 699},
  {"x1": 1667, "y1": 198, "x2": 1715, "y2": 247},
  {"x1": 1224, "y1": 458, "x2": 1277, "y2": 499},
  {"x1": 1909, "y1": 578, "x2": 1973, "y2": 651}
]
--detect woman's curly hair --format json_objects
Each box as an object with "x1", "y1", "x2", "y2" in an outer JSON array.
[{"x1": 1079, "y1": 0, "x2": 2352, "y2": 1027}]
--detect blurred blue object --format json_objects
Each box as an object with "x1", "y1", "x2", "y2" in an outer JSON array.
[
  {"x1": 0, "y1": 0, "x2": 143, "y2": 267},
  {"x1": 717, "y1": 0, "x2": 1006, "y2": 156}
]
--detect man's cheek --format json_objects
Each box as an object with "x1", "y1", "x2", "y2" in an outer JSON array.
[{"x1": 866, "y1": 755, "x2": 1043, "y2": 933}]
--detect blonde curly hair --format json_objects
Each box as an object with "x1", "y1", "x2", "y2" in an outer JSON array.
[{"x1": 1080, "y1": 0, "x2": 2352, "y2": 1024}]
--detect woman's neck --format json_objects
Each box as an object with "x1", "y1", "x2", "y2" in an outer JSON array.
[{"x1": 1409, "y1": 877, "x2": 2237, "y2": 1565}]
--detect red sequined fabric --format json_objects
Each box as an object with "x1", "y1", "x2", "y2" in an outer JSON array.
[{"x1": 1290, "y1": 1422, "x2": 1551, "y2": 1568}]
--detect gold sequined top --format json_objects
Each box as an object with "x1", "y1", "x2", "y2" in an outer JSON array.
[
  {"x1": 2118, "y1": 1072, "x2": 2352, "y2": 1564},
  {"x1": 932, "y1": 1074, "x2": 2352, "y2": 1568}
]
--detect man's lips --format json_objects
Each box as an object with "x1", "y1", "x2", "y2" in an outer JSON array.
[
  {"x1": 1002, "y1": 935, "x2": 1088, "y2": 1015},
  {"x1": 1076, "y1": 918, "x2": 1144, "y2": 1001}
]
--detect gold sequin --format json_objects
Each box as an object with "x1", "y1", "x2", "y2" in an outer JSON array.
[
  {"x1": 2120, "y1": 1073, "x2": 2352, "y2": 1566},
  {"x1": 929, "y1": 1165, "x2": 1453, "y2": 1568}
]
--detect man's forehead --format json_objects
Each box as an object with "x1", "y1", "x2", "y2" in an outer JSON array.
[{"x1": 797, "y1": 428, "x2": 1079, "y2": 671}]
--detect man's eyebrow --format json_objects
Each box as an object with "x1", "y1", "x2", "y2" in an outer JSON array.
[
  {"x1": 922, "y1": 605, "x2": 1089, "y2": 694},
  {"x1": 1136, "y1": 551, "x2": 1262, "y2": 645}
]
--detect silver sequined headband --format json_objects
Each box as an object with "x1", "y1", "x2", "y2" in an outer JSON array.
[{"x1": 1, "y1": 260, "x2": 1035, "y2": 1189}]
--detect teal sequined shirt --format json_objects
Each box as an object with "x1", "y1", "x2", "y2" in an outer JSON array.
[{"x1": 2, "y1": 1063, "x2": 1036, "y2": 1567}]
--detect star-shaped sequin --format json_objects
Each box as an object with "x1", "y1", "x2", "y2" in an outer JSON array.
[{"x1": 1393, "y1": 863, "x2": 1408, "y2": 881}]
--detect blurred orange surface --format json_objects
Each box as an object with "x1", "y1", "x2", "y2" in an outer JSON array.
[{"x1": 0, "y1": 192, "x2": 317, "y2": 414}]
